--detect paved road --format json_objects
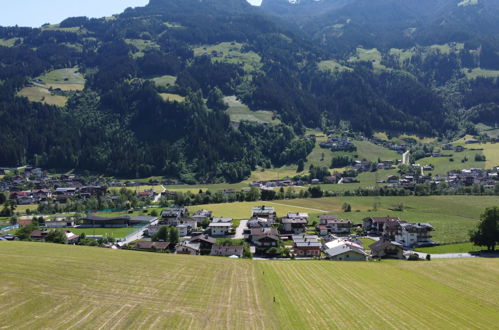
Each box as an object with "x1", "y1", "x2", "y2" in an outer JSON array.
[
  {"x1": 266, "y1": 201, "x2": 328, "y2": 213},
  {"x1": 153, "y1": 185, "x2": 166, "y2": 203},
  {"x1": 412, "y1": 251, "x2": 478, "y2": 259},
  {"x1": 117, "y1": 224, "x2": 149, "y2": 246},
  {"x1": 234, "y1": 220, "x2": 248, "y2": 239}
]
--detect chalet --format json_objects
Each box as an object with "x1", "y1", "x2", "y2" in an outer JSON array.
[
  {"x1": 161, "y1": 207, "x2": 188, "y2": 225},
  {"x1": 323, "y1": 239, "x2": 367, "y2": 261},
  {"x1": 328, "y1": 220, "x2": 352, "y2": 235},
  {"x1": 369, "y1": 238, "x2": 404, "y2": 259},
  {"x1": 247, "y1": 217, "x2": 274, "y2": 228},
  {"x1": 210, "y1": 244, "x2": 244, "y2": 258},
  {"x1": 465, "y1": 139, "x2": 479, "y2": 144},
  {"x1": 31, "y1": 189, "x2": 51, "y2": 200},
  {"x1": 395, "y1": 223, "x2": 434, "y2": 248},
  {"x1": 175, "y1": 241, "x2": 200, "y2": 255},
  {"x1": 319, "y1": 215, "x2": 338, "y2": 226},
  {"x1": 54, "y1": 187, "x2": 77, "y2": 196},
  {"x1": 189, "y1": 234, "x2": 216, "y2": 252},
  {"x1": 363, "y1": 217, "x2": 401, "y2": 237},
  {"x1": 209, "y1": 222, "x2": 232, "y2": 236},
  {"x1": 386, "y1": 175, "x2": 399, "y2": 184},
  {"x1": 65, "y1": 231, "x2": 79, "y2": 244},
  {"x1": 281, "y1": 216, "x2": 307, "y2": 234},
  {"x1": 251, "y1": 206, "x2": 276, "y2": 220},
  {"x1": 212, "y1": 217, "x2": 233, "y2": 224},
  {"x1": 249, "y1": 227, "x2": 279, "y2": 252},
  {"x1": 177, "y1": 218, "x2": 197, "y2": 231},
  {"x1": 191, "y1": 209, "x2": 213, "y2": 224},
  {"x1": 31, "y1": 230, "x2": 49, "y2": 241},
  {"x1": 287, "y1": 212, "x2": 309, "y2": 221},
  {"x1": 135, "y1": 241, "x2": 171, "y2": 252},
  {"x1": 292, "y1": 234, "x2": 321, "y2": 257}
]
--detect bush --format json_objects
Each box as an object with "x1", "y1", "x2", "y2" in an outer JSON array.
[
  {"x1": 474, "y1": 154, "x2": 486, "y2": 161},
  {"x1": 407, "y1": 253, "x2": 420, "y2": 261}
]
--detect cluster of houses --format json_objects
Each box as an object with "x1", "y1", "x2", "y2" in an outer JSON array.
[
  {"x1": 126, "y1": 205, "x2": 435, "y2": 260},
  {"x1": 0, "y1": 167, "x2": 165, "y2": 206},
  {"x1": 320, "y1": 136, "x2": 357, "y2": 152},
  {"x1": 383, "y1": 167, "x2": 499, "y2": 189}
]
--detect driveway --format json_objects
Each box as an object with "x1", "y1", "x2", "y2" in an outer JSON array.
[{"x1": 234, "y1": 220, "x2": 248, "y2": 239}]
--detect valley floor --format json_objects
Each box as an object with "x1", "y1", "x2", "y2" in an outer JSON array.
[{"x1": 0, "y1": 242, "x2": 498, "y2": 329}]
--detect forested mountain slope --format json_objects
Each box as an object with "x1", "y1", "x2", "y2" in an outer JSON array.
[{"x1": 0, "y1": 0, "x2": 498, "y2": 180}]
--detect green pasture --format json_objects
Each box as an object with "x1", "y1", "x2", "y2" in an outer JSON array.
[
  {"x1": 193, "y1": 42, "x2": 262, "y2": 73},
  {"x1": 0, "y1": 242, "x2": 498, "y2": 328},
  {"x1": 225, "y1": 96, "x2": 280, "y2": 125}
]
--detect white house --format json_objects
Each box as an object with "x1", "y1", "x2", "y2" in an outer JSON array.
[
  {"x1": 209, "y1": 222, "x2": 232, "y2": 236},
  {"x1": 177, "y1": 224, "x2": 188, "y2": 237},
  {"x1": 395, "y1": 223, "x2": 434, "y2": 248},
  {"x1": 323, "y1": 238, "x2": 367, "y2": 261}
]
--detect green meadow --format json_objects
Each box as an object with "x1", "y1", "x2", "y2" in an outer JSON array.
[{"x1": 0, "y1": 242, "x2": 498, "y2": 329}]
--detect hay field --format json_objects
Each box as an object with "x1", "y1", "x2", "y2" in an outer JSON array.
[
  {"x1": 17, "y1": 87, "x2": 68, "y2": 107},
  {"x1": 0, "y1": 242, "x2": 498, "y2": 329}
]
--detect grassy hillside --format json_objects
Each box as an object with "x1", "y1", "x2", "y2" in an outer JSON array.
[
  {"x1": 225, "y1": 96, "x2": 279, "y2": 125},
  {"x1": 193, "y1": 42, "x2": 262, "y2": 73},
  {"x1": 0, "y1": 242, "x2": 498, "y2": 329}
]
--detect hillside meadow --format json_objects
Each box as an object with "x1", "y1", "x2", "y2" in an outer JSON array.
[{"x1": 0, "y1": 242, "x2": 498, "y2": 329}]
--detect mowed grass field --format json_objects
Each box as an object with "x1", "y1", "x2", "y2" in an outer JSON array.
[
  {"x1": 17, "y1": 87, "x2": 68, "y2": 107},
  {"x1": 37, "y1": 67, "x2": 85, "y2": 91},
  {"x1": 0, "y1": 242, "x2": 498, "y2": 329},
  {"x1": 225, "y1": 96, "x2": 280, "y2": 125}
]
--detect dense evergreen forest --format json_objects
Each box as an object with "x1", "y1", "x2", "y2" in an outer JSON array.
[{"x1": 0, "y1": 0, "x2": 498, "y2": 181}]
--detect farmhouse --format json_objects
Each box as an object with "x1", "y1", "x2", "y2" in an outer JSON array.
[
  {"x1": 395, "y1": 223, "x2": 434, "y2": 248},
  {"x1": 292, "y1": 234, "x2": 321, "y2": 257},
  {"x1": 251, "y1": 205, "x2": 276, "y2": 220},
  {"x1": 30, "y1": 230, "x2": 49, "y2": 241},
  {"x1": 363, "y1": 217, "x2": 401, "y2": 236},
  {"x1": 319, "y1": 214, "x2": 338, "y2": 225},
  {"x1": 249, "y1": 227, "x2": 279, "y2": 251},
  {"x1": 210, "y1": 244, "x2": 244, "y2": 258},
  {"x1": 161, "y1": 207, "x2": 189, "y2": 225},
  {"x1": 65, "y1": 231, "x2": 79, "y2": 244},
  {"x1": 281, "y1": 216, "x2": 307, "y2": 234},
  {"x1": 175, "y1": 241, "x2": 200, "y2": 255},
  {"x1": 369, "y1": 238, "x2": 404, "y2": 259},
  {"x1": 189, "y1": 234, "x2": 216, "y2": 252},
  {"x1": 247, "y1": 217, "x2": 274, "y2": 228},
  {"x1": 209, "y1": 222, "x2": 232, "y2": 236},
  {"x1": 328, "y1": 220, "x2": 352, "y2": 234},
  {"x1": 324, "y1": 239, "x2": 367, "y2": 261},
  {"x1": 191, "y1": 209, "x2": 213, "y2": 224},
  {"x1": 135, "y1": 241, "x2": 171, "y2": 252}
]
